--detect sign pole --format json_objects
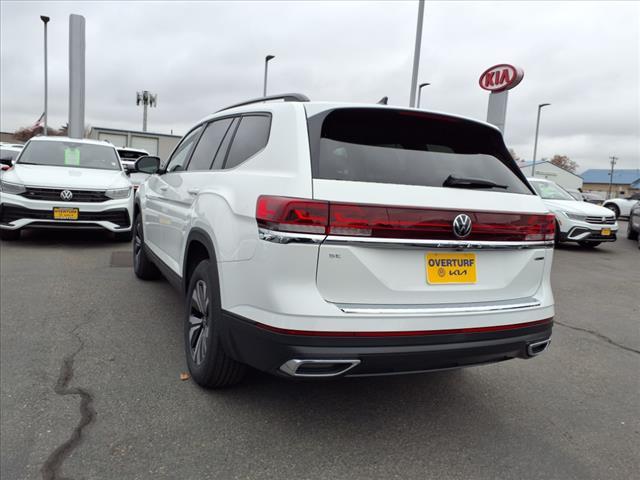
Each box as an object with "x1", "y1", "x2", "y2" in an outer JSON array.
[{"x1": 68, "y1": 14, "x2": 85, "y2": 139}]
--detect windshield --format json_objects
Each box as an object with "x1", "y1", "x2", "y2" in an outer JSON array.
[
  {"x1": 0, "y1": 149, "x2": 19, "y2": 162},
  {"x1": 530, "y1": 180, "x2": 575, "y2": 200},
  {"x1": 308, "y1": 108, "x2": 532, "y2": 194},
  {"x1": 18, "y1": 141, "x2": 121, "y2": 171},
  {"x1": 118, "y1": 149, "x2": 148, "y2": 160}
]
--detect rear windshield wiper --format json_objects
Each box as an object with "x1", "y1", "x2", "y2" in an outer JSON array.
[{"x1": 443, "y1": 175, "x2": 508, "y2": 190}]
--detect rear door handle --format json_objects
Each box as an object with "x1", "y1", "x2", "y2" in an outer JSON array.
[
  {"x1": 188, "y1": 188, "x2": 200, "y2": 196},
  {"x1": 159, "y1": 185, "x2": 168, "y2": 192}
]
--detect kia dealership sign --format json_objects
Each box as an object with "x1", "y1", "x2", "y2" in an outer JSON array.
[{"x1": 479, "y1": 64, "x2": 524, "y2": 92}]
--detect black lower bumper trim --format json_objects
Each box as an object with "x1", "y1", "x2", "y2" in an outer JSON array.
[{"x1": 220, "y1": 311, "x2": 553, "y2": 377}]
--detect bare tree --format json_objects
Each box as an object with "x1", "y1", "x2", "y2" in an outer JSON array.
[{"x1": 549, "y1": 154, "x2": 578, "y2": 173}]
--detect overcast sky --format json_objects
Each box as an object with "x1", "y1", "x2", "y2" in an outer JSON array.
[{"x1": 1, "y1": 1, "x2": 638, "y2": 171}]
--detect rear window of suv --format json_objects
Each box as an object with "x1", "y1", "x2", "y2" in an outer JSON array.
[{"x1": 307, "y1": 108, "x2": 531, "y2": 194}]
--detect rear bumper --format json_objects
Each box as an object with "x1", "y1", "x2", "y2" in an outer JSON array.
[{"x1": 220, "y1": 311, "x2": 553, "y2": 378}]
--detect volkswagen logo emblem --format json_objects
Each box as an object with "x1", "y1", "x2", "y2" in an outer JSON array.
[
  {"x1": 453, "y1": 214, "x2": 472, "y2": 238},
  {"x1": 60, "y1": 190, "x2": 73, "y2": 201}
]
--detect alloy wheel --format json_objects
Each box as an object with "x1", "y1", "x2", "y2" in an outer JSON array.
[
  {"x1": 189, "y1": 280, "x2": 210, "y2": 365},
  {"x1": 133, "y1": 218, "x2": 143, "y2": 270}
]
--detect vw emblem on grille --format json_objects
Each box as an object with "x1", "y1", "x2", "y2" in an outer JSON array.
[
  {"x1": 453, "y1": 214, "x2": 472, "y2": 238},
  {"x1": 60, "y1": 190, "x2": 73, "y2": 201}
]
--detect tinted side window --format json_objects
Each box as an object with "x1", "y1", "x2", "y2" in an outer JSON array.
[
  {"x1": 187, "y1": 118, "x2": 233, "y2": 171},
  {"x1": 165, "y1": 126, "x2": 203, "y2": 173},
  {"x1": 224, "y1": 115, "x2": 271, "y2": 169}
]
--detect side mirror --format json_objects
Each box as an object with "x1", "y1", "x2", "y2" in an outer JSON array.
[
  {"x1": 134, "y1": 156, "x2": 161, "y2": 174},
  {"x1": 0, "y1": 157, "x2": 13, "y2": 167}
]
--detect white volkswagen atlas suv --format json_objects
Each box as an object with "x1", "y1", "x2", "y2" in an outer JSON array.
[
  {"x1": 133, "y1": 94, "x2": 556, "y2": 388},
  {"x1": 0, "y1": 136, "x2": 133, "y2": 241},
  {"x1": 528, "y1": 178, "x2": 618, "y2": 248}
]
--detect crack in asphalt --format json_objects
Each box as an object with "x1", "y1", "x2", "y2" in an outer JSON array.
[
  {"x1": 555, "y1": 320, "x2": 640, "y2": 355},
  {"x1": 41, "y1": 326, "x2": 96, "y2": 480}
]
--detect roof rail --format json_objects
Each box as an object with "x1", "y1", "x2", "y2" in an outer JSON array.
[{"x1": 217, "y1": 93, "x2": 310, "y2": 112}]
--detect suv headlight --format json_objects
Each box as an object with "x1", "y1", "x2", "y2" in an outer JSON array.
[
  {"x1": 105, "y1": 187, "x2": 131, "y2": 199},
  {"x1": 0, "y1": 180, "x2": 26, "y2": 195},
  {"x1": 563, "y1": 211, "x2": 586, "y2": 221}
]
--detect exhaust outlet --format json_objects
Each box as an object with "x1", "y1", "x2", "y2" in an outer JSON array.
[
  {"x1": 280, "y1": 359, "x2": 361, "y2": 377},
  {"x1": 527, "y1": 339, "x2": 551, "y2": 357}
]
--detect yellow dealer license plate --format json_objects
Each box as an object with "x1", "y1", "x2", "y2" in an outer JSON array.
[
  {"x1": 601, "y1": 228, "x2": 611, "y2": 236},
  {"x1": 53, "y1": 208, "x2": 79, "y2": 220},
  {"x1": 426, "y1": 252, "x2": 477, "y2": 284}
]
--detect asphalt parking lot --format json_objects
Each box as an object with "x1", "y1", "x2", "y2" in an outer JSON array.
[{"x1": 1, "y1": 225, "x2": 638, "y2": 480}]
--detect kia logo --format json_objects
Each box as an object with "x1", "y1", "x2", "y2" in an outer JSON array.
[
  {"x1": 60, "y1": 190, "x2": 73, "y2": 201},
  {"x1": 479, "y1": 64, "x2": 524, "y2": 92},
  {"x1": 453, "y1": 214, "x2": 472, "y2": 238}
]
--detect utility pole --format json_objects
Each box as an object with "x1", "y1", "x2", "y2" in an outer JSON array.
[
  {"x1": 607, "y1": 156, "x2": 618, "y2": 199},
  {"x1": 136, "y1": 91, "x2": 157, "y2": 132},
  {"x1": 409, "y1": 0, "x2": 425, "y2": 107}
]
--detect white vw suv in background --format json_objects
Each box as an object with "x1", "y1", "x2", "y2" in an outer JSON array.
[
  {"x1": 528, "y1": 178, "x2": 618, "y2": 248},
  {"x1": 133, "y1": 94, "x2": 556, "y2": 388},
  {"x1": 0, "y1": 136, "x2": 133, "y2": 241}
]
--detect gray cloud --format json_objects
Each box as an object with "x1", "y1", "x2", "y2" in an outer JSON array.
[{"x1": 1, "y1": 0, "x2": 638, "y2": 171}]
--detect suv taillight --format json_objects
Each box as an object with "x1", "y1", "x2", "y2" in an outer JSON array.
[
  {"x1": 256, "y1": 196, "x2": 328, "y2": 234},
  {"x1": 256, "y1": 196, "x2": 556, "y2": 242}
]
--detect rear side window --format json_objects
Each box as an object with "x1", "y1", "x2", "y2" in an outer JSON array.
[
  {"x1": 308, "y1": 108, "x2": 531, "y2": 194},
  {"x1": 187, "y1": 118, "x2": 233, "y2": 171},
  {"x1": 224, "y1": 115, "x2": 271, "y2": 169}
]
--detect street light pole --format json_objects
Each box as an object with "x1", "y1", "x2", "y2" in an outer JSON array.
[
  {"x1": 531, "y1": 103, "x2": 551, "y2": 177},
  {"x1": 607, "y1": 156, "x2": 618, "y2": 200},
  {"x1": 263, "y1": 55, "x2": 275, "y2": 97},
  {"x1": 409, "y1": 0, "x2": 425, "y2": 107},
  {"x1": 417, "y1": 82, "x2": 430, "y2": 108},
  {"x1": 40, "y1": 15, "x2": 50, "y2": 136}
]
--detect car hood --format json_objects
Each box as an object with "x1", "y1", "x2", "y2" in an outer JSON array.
[
  {"x1": 5, "y1": 164, "x2": 131, "y2": 190},
  {"x1": 543, "y1": 199, "x2": 615, "y2": 216}
]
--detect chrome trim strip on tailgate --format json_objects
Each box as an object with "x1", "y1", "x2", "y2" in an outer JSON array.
[
  {"x1": 324, "y1": 236, "x2": 553, "y2": 250},
  {"x1": 258, "y1": 228, "x2": 324, "y2": 244},
  {"x1": 257, "y1": 229, "x2": 553, "y2": 249},
  {"x1": 336, "y1": 298, "x2": 542, "y2": 315}
]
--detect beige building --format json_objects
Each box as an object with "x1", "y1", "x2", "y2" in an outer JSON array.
[{"x1": 87, "y1": 126, "x2": 181, "y2": 160}]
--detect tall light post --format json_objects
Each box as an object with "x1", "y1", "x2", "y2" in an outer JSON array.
[
  {"x1": 531, "y1": 103, "x2": 551, "y2": 177},
  {"x1": 136, "y1": 91, "x2": 157, "y2": 132},
  {"x1": 40, "y1": 15, "x2": 50, "y2": 136},
  {"x1": 409, "y1": 0, "x2": 425, "y2": 107},
  {"x1": 263, "y1": 55, "x2": 275, "y2": 97},
  {"x1": 417, "y1": 82, "x2": 430, "y2": 108},
  {"x1": 607, "y1": 156, "x2": 618, "y2": 200}
]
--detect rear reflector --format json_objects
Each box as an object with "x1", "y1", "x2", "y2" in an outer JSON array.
[{"x1": 256, "y1": 196, "x2": 555, "y2": 242}]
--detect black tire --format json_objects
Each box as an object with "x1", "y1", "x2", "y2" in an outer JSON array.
[
  {"x1": 0, "y1": 229, "x2": 20, "y2": 241},
  {"x1": 114, "y1": 230, "x2": 133, "y2": 242},
  {"x1": 578, "y1": 241, "x2": 601, "y2": 248},
  {"x1": 605, "y1": 204, "x2": 620, "y2": 218},
  {"x1": 554, "y1": 220, "x2": 561, "y2": 246},
  {"x1": 627, "y1": 222, "x2": 639, "y2": 240},
  {"x1": 132, "y1": 214, "x2": 160, "y2": 280},
  {"x1": 185, "y1": 259, "x2": 246, "y2": 388}
]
